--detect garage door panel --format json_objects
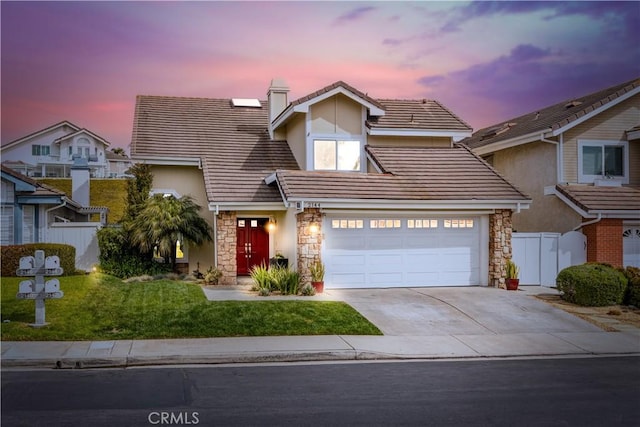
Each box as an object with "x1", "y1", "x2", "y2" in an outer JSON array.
[{"x1": 324, "y1": 215, "x2": 483, "y2": 288}]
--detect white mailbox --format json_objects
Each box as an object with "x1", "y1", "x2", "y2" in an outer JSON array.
[
  {"x1": 45, "y1": 256, "x2": 60, "y2": 269},
  {"x1": 18, "y1": 280, "x2": 34, "y2": 294},
  {"x1": 44, "y1": 279, "x2": 60, "y2": 293},
  {"x1": 19, "y1": 256, "x2": 35, "y2": 270}
]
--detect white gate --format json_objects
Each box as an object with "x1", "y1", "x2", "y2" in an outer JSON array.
[
  {"x1": 512, "y1": 233, "x2": 560, "y2": 286},
  {"x1": 48, "y1": 222, "x2": 102, "y2": 271},
  {"x1": 513, "y1": 231, "x2": 586, "y2": 287},
  {"x1": 558, "y1": 231, "x2": 587, "y2": 271}
]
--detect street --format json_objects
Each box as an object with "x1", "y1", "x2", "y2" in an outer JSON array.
[{"x1": 2, "y1": 356, "x2": 638, "y2": 426}]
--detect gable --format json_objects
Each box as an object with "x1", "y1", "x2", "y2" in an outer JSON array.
[{"x1": 310, "y1": 94, "x2": 363, "y2": 135}]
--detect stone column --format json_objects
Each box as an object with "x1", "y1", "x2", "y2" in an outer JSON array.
[
  {"x1": 489, "y1": 209, "x2": 513, "y2": 288},
  {"x1": 296, "y1": 208, "x2": 323, "y2": 283},
  {"x1": 216, "y1": 211, "x2": 237, "y2": 285}
]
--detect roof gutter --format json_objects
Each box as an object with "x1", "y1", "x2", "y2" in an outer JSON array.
[{"x1": 573, "y1": 213, "x2": 602, "y2": 231}]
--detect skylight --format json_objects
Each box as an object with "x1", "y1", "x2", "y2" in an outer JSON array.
[{"x1": 231, "y1": 98, "x2": 262, "y2": 108}]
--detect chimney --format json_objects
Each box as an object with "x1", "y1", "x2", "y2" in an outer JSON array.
[
  {"x1": 70, "y1": 157, "x2": 90, "y2": 207},
  {"x1": 268, "y1": 78, "x2": 289, "y2": 139}
]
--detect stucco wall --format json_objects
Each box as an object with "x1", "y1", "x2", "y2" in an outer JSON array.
[
  {"x1": 563, "y1": 95, "x2": 640, "y2": 184},
  {"x1": 150, "y1": 165, "x2": 216, "y2": 273},
  {"x1": 492, "y1": 141, "x2": 580, "y2": 232},
  {"x1": 285, "y1": 114, "x2": 306, "y2": 170},
  {"x1": 310, "y1": 94, "x2": 362, "y2": 135}
]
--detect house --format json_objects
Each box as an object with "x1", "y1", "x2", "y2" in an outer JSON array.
[
  {"x1": 1, "y1": 121, "x2": 131, "y2": 178},
  {"x1": 1, "y1": 164, "x2": 108, "y2": 270},
  {"x1": 130, "y1": 79, "x2": 531, "y2": 288},
  {"x1": 462, "y1": 77, "x2": 640, "y2": 270}
]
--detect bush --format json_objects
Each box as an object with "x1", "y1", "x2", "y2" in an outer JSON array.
[
  {"x1": 250, "y1": 264, "x2": 272, "y2": 292},
  {"x1": 203, "y1": 267, "x2": 222, "y2": 285},
  {"x1": 249, "y1": 264, "x2": 301, "y2": 295},
  {"x1": 620, "y1": 266, "x2": 640, "y2": 307},
  {"x1": 1, "y1": 244, "x2": 76, "y2": 276},
  {"x1": 300, "y1": 283, "x2": 316, "y2": 296},
  {"x1": 556, "y1": 263, "x2": 628, "y2": 306},
  {"x1": 96, "y1": 226, "x2": 169, "y2": 278}
]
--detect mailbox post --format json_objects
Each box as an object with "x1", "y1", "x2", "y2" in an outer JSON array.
[{"x1": 16, "y1": 250, "x2": 64, "y2": 327}]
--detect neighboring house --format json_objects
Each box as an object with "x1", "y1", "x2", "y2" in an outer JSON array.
[
  {"x1": 105, "y1": 150, "x2": 133, "y2": 177},
  {"x1": 1, "y1": 164, "x2": 108, "y2": 270},
  {"x1": 1, "y1": 121, "x2": 130, "y2": 178},
  {"x1": 463, "y1": 77, "x2": 640, "y2": 270},
  {"x1": 131, "y1": 79, "x2": 531, "y2": 289}
]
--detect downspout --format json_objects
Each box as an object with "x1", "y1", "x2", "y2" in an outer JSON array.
[
  {"x1": 45, "y1": 200, "x2": 67, "y2": 242},
  {"x1": 540, "y1": 134, "x2": 563, "y2": 184},
  {"x1": 213, "y1": 205, "x2": 219, "y2": 267},
  {"x1": 573, "y1": 213, "x2": 602, "y2": 231}
]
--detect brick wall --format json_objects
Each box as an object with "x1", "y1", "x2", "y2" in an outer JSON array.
[
  {"x1": 296, "y1": 208, "x2": 323, "y2": 283},
  {"x1": 216, "y1": 211, "x2": 237, "y2": 285},
  {"x1": 489, "y1": 209, "x2": 513, "y2": 288},
  {"x1": 582, "y1": 218, "x2": 623, "y2": 267}
]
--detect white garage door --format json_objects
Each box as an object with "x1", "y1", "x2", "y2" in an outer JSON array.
[
  {"x1": 623, "y1": 226, "x2": 640, "y2": 268},
  {"x1": 323, "y1": 215, "x2": 486, "y2": 288}
]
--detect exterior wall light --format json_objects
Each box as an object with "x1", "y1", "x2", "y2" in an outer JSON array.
[
  {"x1": 309, "y1": 223, "x2": 320, "y2": 235},
  {"x1": 267, "y1": 219, "x2": 277, "y2": 233}
]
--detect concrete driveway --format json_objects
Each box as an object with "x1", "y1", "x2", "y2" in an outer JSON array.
[{"x1": 323, "y1": 286, "x2": 604, "y2": 336}]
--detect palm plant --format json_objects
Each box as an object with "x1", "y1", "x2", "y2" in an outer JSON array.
[{"x1": 130, "y1": 194, "x2": 212, "y2": 271}]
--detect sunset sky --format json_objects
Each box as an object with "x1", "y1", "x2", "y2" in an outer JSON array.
[{"x1": 2, "y1": 1, "x2": 639, "y2": 150}]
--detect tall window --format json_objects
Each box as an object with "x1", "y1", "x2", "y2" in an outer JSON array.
[
  {"x1": 22, "y1": 205, "x2": 35, "y2": 243},
  {"x1": 313, "y1": 139, "x2": 361, "y2": 171},
  {"x1": 579, "y1": 140, "x2": 628, "y2": 183},
  {"x1": 1, "y1": 181, "x2": 14, "y2": 245}
]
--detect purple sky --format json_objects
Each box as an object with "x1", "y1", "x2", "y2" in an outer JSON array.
[{"x1": 2, "y1": 1, "x2": 639, "y2": 150}]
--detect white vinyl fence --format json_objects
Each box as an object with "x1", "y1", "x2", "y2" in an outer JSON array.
[
  {"x1": 48, "y1": 222, "x2": 102, "y2": 271},
  {"x1": 512, "y1": 231, "x2": 586, "y2": 287}
]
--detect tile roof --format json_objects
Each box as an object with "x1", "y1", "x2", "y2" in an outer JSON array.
[
  {"x1": 463, "y1": 77, "x2": 640, "y2": 150},
  {"x1": 274, "y1": 145, "x2": 529, "y2": 202},
  {"x1": 131, "y1": 96, "x2": 300, "y2": 203},
  {"x1": 555, "y1": 184, "x2": 640, "y2": 213},
  {"x1": 368, "y1": 99, "x2": 472, "y2": 131}
]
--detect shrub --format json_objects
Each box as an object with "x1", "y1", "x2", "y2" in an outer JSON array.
[
  {"x1": 556, "y1": 263, "x2": 628, "y2": 306},
  {"x1": 96, "y1": 226, "x2": 169, "y2": 278},
  {"x1": 277, "y1": 268, "x2": 301, "y2": 295},
  {"x1": 203, "y1": 267, "x2": 223, "y2": 285},
  {"x1": 300, "y1": 283, "x2": 316, "y2": 296},
  {"x1": 250, "y1": 264, "x2": 272, "y2": 292},
  {"x1": 1, "y1": 243, "x2": 76, "y2": 276},
  {"x1": 620, "y1": 266, "x2": 640, "y2": 307}
]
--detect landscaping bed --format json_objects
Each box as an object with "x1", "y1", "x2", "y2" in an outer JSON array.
[{"x1": 0, "y1": 274, "x2": 381, "y2": 341}]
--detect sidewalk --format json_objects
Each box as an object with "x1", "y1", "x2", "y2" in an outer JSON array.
[{"x1": 2, "y1": 286, "x2": 639, "y2": 369}]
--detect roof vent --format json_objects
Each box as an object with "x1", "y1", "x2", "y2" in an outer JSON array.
[
  {"x1": 564, "y1": 100, "x2": 582, "y2": 109},
  {"x1": 480, "y1": 123, "x2": 516, "y2": 140},
  {"x1": 231, "y1": 98, "x2": 262, "y2": 108}
]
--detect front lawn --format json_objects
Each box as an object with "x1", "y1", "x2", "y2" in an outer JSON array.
[{"x1": 0, "y1": 274, "x2": 381, "y2": 341}]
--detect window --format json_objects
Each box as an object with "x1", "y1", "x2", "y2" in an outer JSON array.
[
  {"x1": 31, "y1": 145, "x2": 50, "y2": 156},
  {"x1": 578, "y1": 140, "x2": 628, "y2": 183},
  {"x1": 370, "y1": 219, "x2": 401, "y2": 229},
  {"x1": 22, "y1": 205, "x2": 35, "y2": 244},
  {"x1": 444, "y1": 219, "x2": 474, "y2": 228},
  {"x1": 313, "y1": 139, "x2": 361, "y2": 171},
  {"x1": 331, "y1": 219, "x2": 364, "y2": 229},
  {"x1": 1, "y1": 206, "x2": 14, "y2": 245},
  {"x1": 408, "y1": 219, "x2": 438, "y2": 229}
]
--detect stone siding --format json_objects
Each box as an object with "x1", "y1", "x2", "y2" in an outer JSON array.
[
  {"x1": 296, "y1": 208, "x2": 323, "y2": 282},
  {"x1": 216, "y1": 211, "x2": 237, "y2": 285},
  {"x1": 489, "y1": 209, "x2": 513, "y2": 288}
]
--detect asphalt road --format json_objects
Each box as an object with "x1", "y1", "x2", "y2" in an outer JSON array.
[{"x1": 2, "y1": 356, "x2": 638, "y2": 427}]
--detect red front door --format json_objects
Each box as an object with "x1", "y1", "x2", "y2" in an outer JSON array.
[{"x1": 236, "y1": 218, "x2": 270, "y2": 275}]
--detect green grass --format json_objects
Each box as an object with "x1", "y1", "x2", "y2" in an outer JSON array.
[{"x1": 0, "y1": 274, "x2": 381, "y2": 341}]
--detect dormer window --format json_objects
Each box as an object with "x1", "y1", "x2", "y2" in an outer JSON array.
[{"x1": 313, "y1": 139, "x2": 361, "y2": 171}]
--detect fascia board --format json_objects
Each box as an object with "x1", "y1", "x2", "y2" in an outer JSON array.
[
  {"x1": 17, "y1": 195, "x2": 64, "y2": 205},
  {"x1": 287, "y1": 198, "x2": 531, "y2": 210},
  {"x1": 551, "y1": 87, "x2": 640, "y2": 137},
  {"x1": 627, "y1": 129, "x2": 640, "y2": 140},
  {"x1": 367, "y1": 128, "x2": 471, "y2": 138},
  {"x1": 208, "y1": 202, "x2": 288, "y2": 212},
  {"x1": 472, "y1": 130, "x2": 548, "y2": 156},
  {"x1": 130, "y1": 156, "x2": 202, "y2": 167}
]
